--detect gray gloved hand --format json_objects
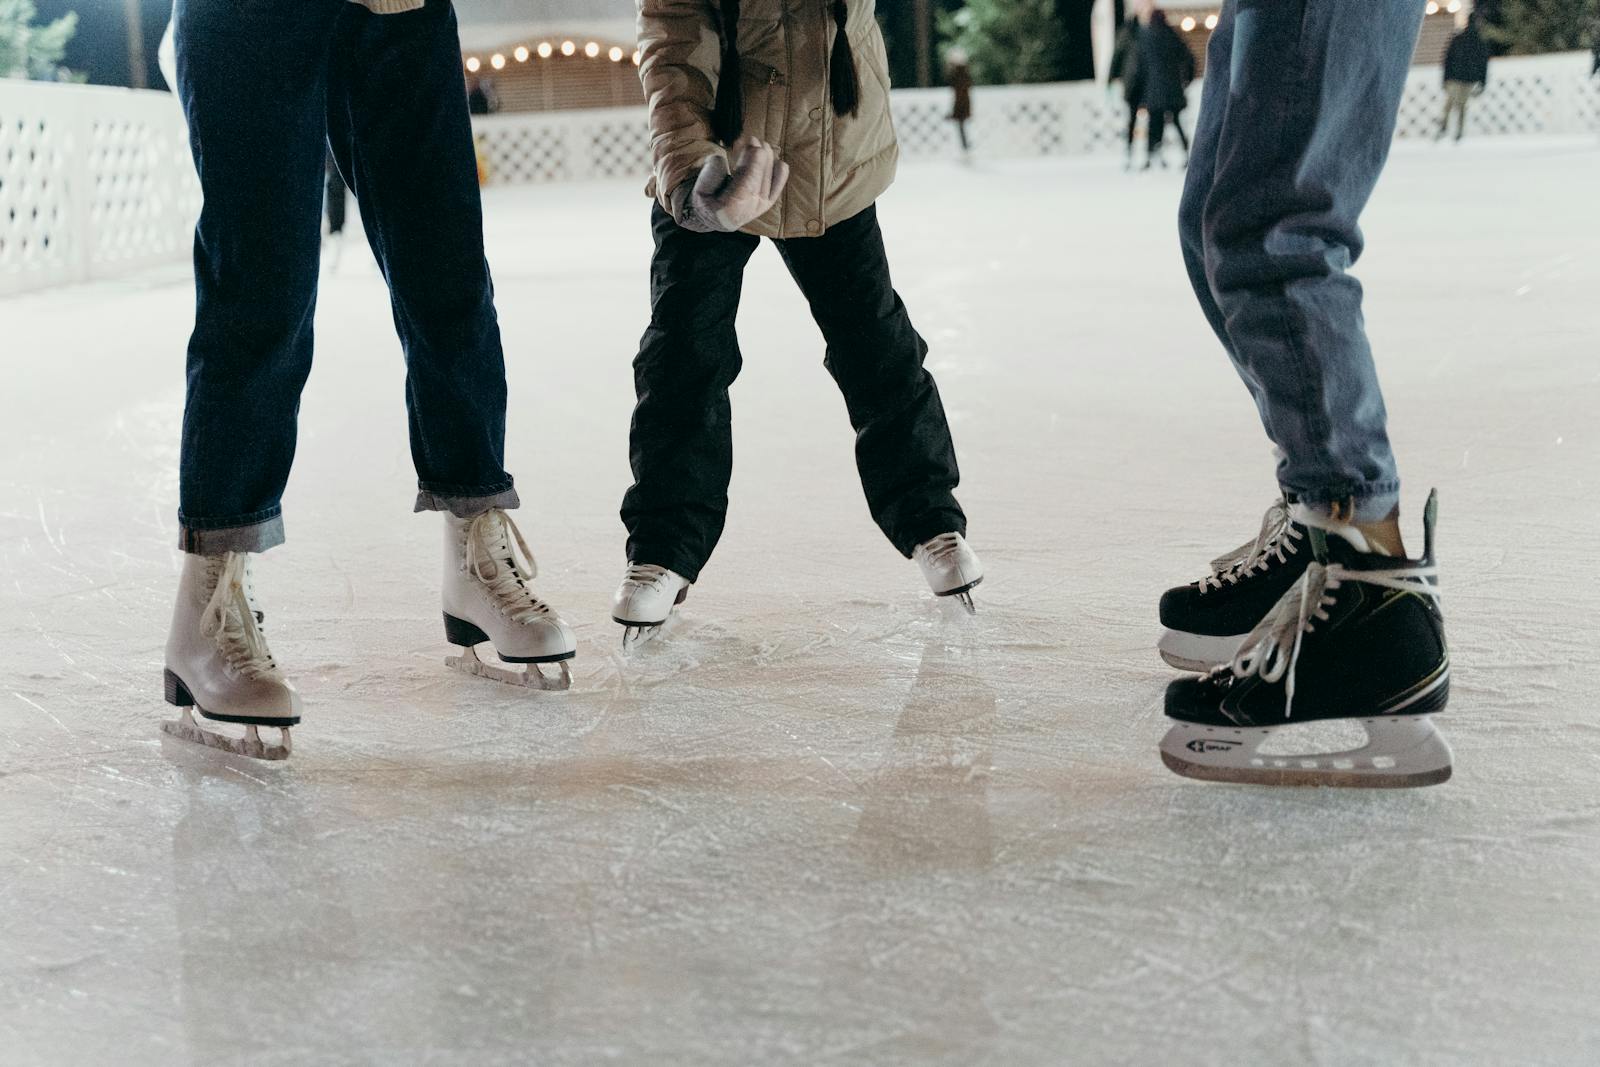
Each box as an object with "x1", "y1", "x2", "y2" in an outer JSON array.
[{"x1": 674, "y1": 136, "x2": 790, "y2": 234}]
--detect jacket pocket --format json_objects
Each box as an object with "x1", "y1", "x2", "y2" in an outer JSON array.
[{"x1": 738, "y1": 58, "x2": 785, "y2": 144}]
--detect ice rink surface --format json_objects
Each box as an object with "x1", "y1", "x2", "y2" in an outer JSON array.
[{"x1": 3, "y1": 139, "x2": 1599, "y2": 1065}]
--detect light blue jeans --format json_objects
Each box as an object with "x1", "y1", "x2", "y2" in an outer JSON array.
[{"x1": 1179, "y1": 0, "x2": 1425, "y2": 523}]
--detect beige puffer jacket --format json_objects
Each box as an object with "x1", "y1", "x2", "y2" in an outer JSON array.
[{"x1": 637, "y1": 0, "x2": 899, "y2": 239}]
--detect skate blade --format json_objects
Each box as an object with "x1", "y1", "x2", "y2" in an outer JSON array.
[
  {"x1": 619, "y1": 623, "x2": 665, "y2": 652},
  {"x1": 446, "y1": 645, "x2": 572, "y2": 692},
  {"x1": 1159, "y1": 716, "x2": 1453, "y2": 789},
  {"x1": 161, "y1": 708, "x2": 292, "y2": 761}
]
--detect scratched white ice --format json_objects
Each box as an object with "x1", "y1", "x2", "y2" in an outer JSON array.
[{"x1": 3, "y1": 138, "x2": 1598, "y2": 1065}]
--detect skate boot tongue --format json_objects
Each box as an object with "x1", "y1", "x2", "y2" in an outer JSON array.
[
  {"x1": 201, "y1": 553, "x2": 278, "y2": 679},
  {"x1": 466, "y1": 510, "x2": 551, "y2": 622}
]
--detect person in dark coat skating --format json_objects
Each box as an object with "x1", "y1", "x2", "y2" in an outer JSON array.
[
  {"x1": 1137, "y1": 9, "x2": 1195, "y2": 168},
  {"x1": 1439, "y1": 14, "x2": 1490, "y2": 142},
  {"x1": 946, "y1": 47, "x2": 974, "y2": 157},
  {"x1": 1109, "y1": 14, "x2": 1144, "y2": 170}
]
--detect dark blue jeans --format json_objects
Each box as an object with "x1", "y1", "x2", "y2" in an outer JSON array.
[
  {"x1": 1179, "y1": 0, "x2": 1424, "y2": 523},
  {"x1": 173, "y1": 0, "x2": 516, "y2": 554}
]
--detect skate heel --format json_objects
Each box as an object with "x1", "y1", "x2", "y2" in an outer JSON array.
[
  {"x1": 443, "y1": 612, "x2": 491, "y2": 648},
  {"x1": 163, "y1": 668, "x2": 195, "y2": 708}
]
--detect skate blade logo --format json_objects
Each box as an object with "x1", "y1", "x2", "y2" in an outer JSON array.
[{"x1": 1186, "y1": 738, "x2": 1242, "y2": 754}]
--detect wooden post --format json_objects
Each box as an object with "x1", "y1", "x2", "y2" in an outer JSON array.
[
  {"x1": 914, "y1": 0, "x2": 933, "y2": 87},
  {"x1": 124, "y1": 0, "x2": 148, "y2": 89}
]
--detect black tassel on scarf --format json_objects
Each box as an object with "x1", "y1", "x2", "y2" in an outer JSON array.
[
  {"x1": 711, "y1": 0, "x2": 743, "y2": 145},
  {"x1": 830, "y1": 1, "x2": 860, "y2": 118}
]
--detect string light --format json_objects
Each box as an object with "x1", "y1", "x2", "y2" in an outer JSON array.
[
  {"x1": 513, "y1": 45, "x2": 529, "y2": 63},
  {"x1": 632, "y1": 50, "x2": 642, "y2": 66},
  {"x1": 584, "y1": 42, "x2": 600, "y2": 58},
  {"x1": 465, "y1": 56, "x2": 480, "y2": 72},
  {"x1": 490, "y1": 53, "x2": 506, "y2": 70},
  {"x1": 537, "y1": 42, "x2": 553, "y2": 59},
  {"x1": 1425, "y1": 1, "x2": 1439, "y2": 13},
  {"x1": 561, "y1": 40, "x2": 576, "y2": 56},
  {"x1": 1181, "y1": 16, "x2": 1196, "y2": 31},
  {"x1": 1205, "y1": 14, "x2": 1218, "y2": 30},
  {"x1": 609, "y1": 46, "x2": 625, "y2": 63},
  {"x1": 1446, "y1": 0, "x2": 1462, "y2": 11}
]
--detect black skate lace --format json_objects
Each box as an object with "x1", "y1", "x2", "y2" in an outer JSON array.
[
  {"x1": 1198, "y1": 500, "x2": 1302, "y2": 593},
  {"x1": 918, "y1": 533, "x2": 964, "y2": 565},
  {"x1": 1228, "y1": 559, "x2": 1440, "y2": 719},
  {"x1": 623, "y1": 562, "x2": 674, "y2": 590},
  {"x1": 465, "y1": 510, "x2": 553, "y2": 623},
  {"x1": 201, "y1": 553, "x2": 278, "y2": 679}
]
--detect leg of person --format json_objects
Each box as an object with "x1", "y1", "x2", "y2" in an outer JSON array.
[
  {"x1": 327, "y1": 0, "x2": 574, "y2": 689},
  {"x1": 324, "y1": 150, "x2": 347, "y2": 236},
  {"x1": 1453, "y1": 82, "x2": 1470, "y2": 141},
  {"x1": 1160, "y1": 0, "x2": 1450, "y2": 787},
  {"x1": 1125, "y1": 106, "x2": 1139, "y2": 168},
  {"x1": 773, "y1": 205, "x2": 980, "y2": 610},
  {"x1": 1145, "y1": 107, "x2": 1166, "y2": 168},
  {"x1": 1161, "y1": 3, "x2": 1322, "y2": 674},
  {"x1": 615, "y1": 204, "x2": 759, "y2": 642},
  {"x1": 1172, "y1": 111, "x2": 1191, "y2": 161},
  {"x1": 1438, "y1": 85, "x2": 1453, "y2": 139},
  {"x1": 162, "y1": 0, "x2": 344, "y2": 758}
]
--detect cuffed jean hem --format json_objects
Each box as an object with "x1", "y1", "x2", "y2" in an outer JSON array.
[
  {"x1": 413, "y1": 483, "x2": 521, "y2": 518},
  {"x1": 1287, "y1": 485, "x2": 1401, "y2": 526},
  {"x1": 178, "y1": 512, "x2": 286, "y2": 555}
]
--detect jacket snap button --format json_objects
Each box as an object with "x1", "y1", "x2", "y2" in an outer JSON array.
[
  {"x1": 806, "y1": 220, "x2": 821, "y2": 234},
  {"x1": 809, "y1": 106, "x2": 824, "y2": 121}
]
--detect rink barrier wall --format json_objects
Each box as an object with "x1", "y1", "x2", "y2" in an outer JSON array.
[
  {"x1": 0, "y1": 82, "x2": 199, "y2": 297},
  {"x1": 474, "y1": 51, "x2": 1599, "y2": 183},
  {"x1": 2, "y1": 52, "x2": 1595, "y2": 297}
]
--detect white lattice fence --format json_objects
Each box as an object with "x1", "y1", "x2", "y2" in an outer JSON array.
[
  {"x1": 1395, "y1": 52, "x2": 1600, "y2": 139},
  {"x1": 470, "y1": 52, "x2": 1599, "y2": 187},
  {"x1": 3, "y1": 54, "x2": 1596, "y2": 296},
  {"x1": 0, "y1": 82, "x2": 198, "y2": 297}
]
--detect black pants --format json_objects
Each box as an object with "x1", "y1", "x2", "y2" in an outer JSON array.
[
  {"x1": 621, "y1": 203, "x2": 966, "y2": 583},
  {"x1": 325, "y1": 150, "x2": 348, "y2": 235},
  {"x1": 1148, "y1": 108, "x2": 1190, "y2": 156}
]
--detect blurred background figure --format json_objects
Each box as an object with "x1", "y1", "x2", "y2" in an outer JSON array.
[
  {"x1": 324, "y1": 149, "x2": 350, "y2": 269},
  {"x1": 946, "y1": 46, "x2": 974, "y2": 159},
  {"x1": 467, "y1": 75, "x2": 498, "y2": 115},
  {"x1": 1137, "y1": 9, "x2": 1194, "y2": 169},
  {"x1": 1108, "y1": 11, "x2": 1144, "y2": 171},
  {"x1": 1439, "y1": 13, "x2": 1490, "y2": 142}
]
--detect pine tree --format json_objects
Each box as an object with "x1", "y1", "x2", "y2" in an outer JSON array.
[
  {"x1": 1489, "y1": 0, "x2": 1599, "y2": 54},
  {"x1": 0, "y1": 0, "x2": 78, "y2": 80},
  {"x1": 938, "y1": 0, "x2": 1069, "y2": 85}
]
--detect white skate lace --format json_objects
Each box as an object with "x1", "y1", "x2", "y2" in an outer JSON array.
[
  {"x1": 1228, "y1": 559, "x2": 1440, "y2": 719},
  {"x1": 201, "y1": 553, "x2": 277, "y2": 679},
  {"x1": 465, "y1": 510, "x2": 554, "y2": 623},
  {"x1": 1198, "y1": 499, "x2": 1303, "y2": 593},
  {"x1": 622, "y1": 562, "x2": 674, "y2": 590},
  {"x1": 918, "y1": 533, "x2": 964, "y2": 565}
]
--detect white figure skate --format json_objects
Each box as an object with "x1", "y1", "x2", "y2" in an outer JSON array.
[
  {"x1": 162, "y1": 552, "x2": 300, "y2": 761},
  {"x1": 611, "y1": 562, "x2": 690, "y2": 649},
  {"x1": 443, "y1": 510, "x2": 576, "y2": 691},
  {"x1": 914, "y1": 532, "x2": 983, "y2": 614}
]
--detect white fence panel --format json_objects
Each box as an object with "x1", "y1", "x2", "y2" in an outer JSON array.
[
  {"x1": 0, "y1": 82, "x2": 198, "y2": 297},
  {"x1": 2, "y1": 53, "x2": 1596, "y2": 297}
]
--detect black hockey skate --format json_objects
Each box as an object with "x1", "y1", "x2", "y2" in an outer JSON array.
[
  {"x1": 1157, "y1": 498, "x2": 1311, "y2": 671},
  {"x1": 1160, "y1": 491, "x2": 1451, "y2": 789}
]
